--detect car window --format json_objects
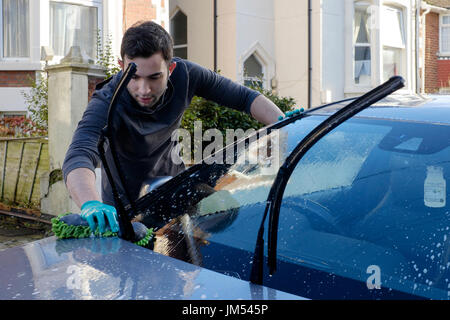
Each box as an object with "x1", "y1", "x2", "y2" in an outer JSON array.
[
  {"x1": 277, "y1": 118, "x2": 450, "y2": 299},
  {"x1": 140, "y1": 117, "x2": 325, "y2": 274}
]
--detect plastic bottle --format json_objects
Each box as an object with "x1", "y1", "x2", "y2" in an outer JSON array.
[{"x1": 424, "y1": 166, "x2": 446, "y2": 208}]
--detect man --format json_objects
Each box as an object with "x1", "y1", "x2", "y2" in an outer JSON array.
[{"x1": 62, "y1": 21, "x2": 284, "y2": 234}]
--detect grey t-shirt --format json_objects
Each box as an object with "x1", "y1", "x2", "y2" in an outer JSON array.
[{"x1": 62, "y1": 58, "x2": 260, "y2": 206}]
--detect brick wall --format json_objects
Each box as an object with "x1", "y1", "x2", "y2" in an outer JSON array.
[
  {"x1": 425, "y1": 12, "x2": 440, "y2": 93},
  {"x1": 123, "y1": 0, "x2": 157, "y2": 32},
  {"x1": 88, "y1": 75, "x2": 106, "y2": 101},
  {"x1": 438, "y1": 59, "x2": 450, "y2": 88},
  {"x1": 0, "y1": 71, "x2": 35, "y2": 87}
]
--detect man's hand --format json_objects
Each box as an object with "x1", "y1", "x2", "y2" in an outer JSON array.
[
  {"x1": 249, "y1": 95, "x2": 285, "y2": 125},
  {"x1": 80, "y1": 200, "x2": 119, "y2": 233},
  {"x1": 278, "y1": 108, "x2": 305, "y2": 121}
]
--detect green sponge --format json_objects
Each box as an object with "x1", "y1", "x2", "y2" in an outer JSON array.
[{"x1": 51, "y1": 213, "x2": 154, "y2": 248}]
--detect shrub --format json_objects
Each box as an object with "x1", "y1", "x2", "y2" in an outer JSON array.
[
  {"x1": 96, "y1": 30, "x2": 121, "y2": 79},
  {"x1": 21, "y1": 74, "x2": 48, "y2": 133},
  {"x1": 180, "y1": 81, "x2": 297, "y2": 160},
  {"x1": 181, "y1": 83, "x2": 296, "y2": 136},
  {"x1": 0, "y1": 116, "x2": 47, "y2": 138}
]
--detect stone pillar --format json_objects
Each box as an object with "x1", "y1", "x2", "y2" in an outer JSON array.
[{"x1": 40, "y1": 46, "x2": 106, "y2": 216}]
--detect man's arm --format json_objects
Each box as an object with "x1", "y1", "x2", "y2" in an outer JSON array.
[
  {"x1": 249, "y1": 94, "x2": 285, "y2": 125},
  {"x1": 66, "y1": 168, "x2": 101, "y2": 209}
]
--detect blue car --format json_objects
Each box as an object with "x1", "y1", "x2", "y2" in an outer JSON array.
[
  {"x1": 134, "y1": 92, "x2": 449, "y2": 300},
  {"x1": 1, "y1": 76, "x2": 449, "y2": 300}
]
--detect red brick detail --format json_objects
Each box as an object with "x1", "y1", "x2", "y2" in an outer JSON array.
[
  {"x1": 424, "y1": 12, "x2": 440, "y2": 93},
  {"x1": 123, "y1": 0, "x2": 158, "y2": 32},
  {"x1": 0, "y1": 71, "x2": 35, "y2": 87},
  {"x1": 438, "y1": 60, "x2": 450, "y2": 88},
  {"x1": 88, "y1": 75, "x2": 106, "y2": 101}
]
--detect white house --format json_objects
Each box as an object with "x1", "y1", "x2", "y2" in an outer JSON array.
[
  {"x1": 0, "y1": 0, "x2": 168, "y2": 117},
  {"x1": 169, "y1": 0, "x2": 421, "y2": 108}
]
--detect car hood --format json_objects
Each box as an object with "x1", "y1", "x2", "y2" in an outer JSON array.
[{"x1": 0, "y1": 236, "x2": 305, "y2": 300}]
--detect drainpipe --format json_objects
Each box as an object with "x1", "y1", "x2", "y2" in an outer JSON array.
[
  {"x1": 214, "y1": 0, "x2": 218, "y2": 72},
  {"x1": 308, "y1": 0, "x2": 312, "y2": 108},
  {"x1": 416, "y1": 0, "x2": 421, "y2": 94},
  {"x1": 421, "y1": 2, "x2": 432, "y2": 94}
]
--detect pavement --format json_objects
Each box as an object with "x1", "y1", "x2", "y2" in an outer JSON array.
[{"x1": 0, "y1": 216, "x2": 50, "y2": 250}]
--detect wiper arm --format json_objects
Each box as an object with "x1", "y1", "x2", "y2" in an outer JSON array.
[
  {"x1": 97, "y1": 62, "x2": 138, "y2": 242},
  {"x1": 250, "y1": 76, "x2": 405, "y2": 284}
]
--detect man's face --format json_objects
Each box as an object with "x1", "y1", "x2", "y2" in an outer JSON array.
[{"x1": 122, "y1": 52, "x2": 176, "y2": 109}]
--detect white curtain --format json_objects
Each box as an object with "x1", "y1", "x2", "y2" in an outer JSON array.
[
  {"x1": 3, "y1": 0, "x2": 29, "y2": 57},
  {"x1": 50, "y1": 2, "x2": 98, "y2": 58}
]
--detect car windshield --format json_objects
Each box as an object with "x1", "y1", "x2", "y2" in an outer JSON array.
[{"x1": 136, "y1": 111, "x2": 450, "y2": 299}]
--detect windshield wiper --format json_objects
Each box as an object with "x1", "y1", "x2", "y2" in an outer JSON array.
[
  {"x1": 250, "y1": 76, "x2": 405, "y2": 285},
  {"x1": 97, "y1": 62, "x2": 139, "y2": 242}
]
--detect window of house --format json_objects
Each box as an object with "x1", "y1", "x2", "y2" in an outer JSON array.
[
  {"x1": 441, "y1": 15, "x2": 450, "y2": 54},
  {"x1": 243, "y1": 53, "x2": 264, "y2": 88},
  {"x1": 353, "y1": 1, "x2": 372, "y2": 85},
  {"x1": 381, "y1": 6, "x2": 405, "y2": 82},
  {"x1": 170, "y1": 10, "x2": 187, "y2": 59},
  {"x1": 49, "y1": 1, "x2": 99, "y2": 59},
  {"x1": 2, "y1": 0, "x2": 30, "y2": 58}
]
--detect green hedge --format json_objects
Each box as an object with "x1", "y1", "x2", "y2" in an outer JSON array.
[
  {"x1": 179, "y1": 85, "x2": 297, "y2": 162},
  {"x1": 181, "y1": 85, "x2": 297, "y2": 138}
]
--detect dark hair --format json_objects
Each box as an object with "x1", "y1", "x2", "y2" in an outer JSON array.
[{"x1": 120, "y1": 21, "x2": 173, "y2": 63}]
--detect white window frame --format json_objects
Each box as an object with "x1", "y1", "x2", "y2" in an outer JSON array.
[
  {"x1": 381, "y1": 5, "x2": 406, "y2": 82},
  {"x1": 170, "y1": 8, "x2": 188, "y2": 59},
  {"x1": 345, "y1": 0, "x2": 377, "y2": 94},
  {"x1": 381, "y1": 5, "x2": 406, "y2": 49},
  {"x1": 243, "y1": 53, "x2": 265, "y2": 88},
  {"x1": 440, "y1": 14, "x2": 450, "y2": 56},
  {"x1": 238, "y1": 42, "x2": 275, "y2": 90},
  {"x1": 0, "y1": 0, "x2": 31, "y2": 60},
  {"x1": 49, "y1": 0, "x2": 103, "y2": 62},
  {"x1": 353, "y1": 1, "x2": 373, "y2": 87}
]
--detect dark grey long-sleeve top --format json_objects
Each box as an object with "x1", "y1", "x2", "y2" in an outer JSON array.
[{"x1": 62, "y1": 58, "x2": 261, "y2": 206}]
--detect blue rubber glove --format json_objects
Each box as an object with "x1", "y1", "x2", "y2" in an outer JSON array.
[
  {"x1": 278, "y1": 108, "x2": 305, "y2": 121},
  {"x1": 80, "y1": 200, "x2": 119, "y2": 234}
]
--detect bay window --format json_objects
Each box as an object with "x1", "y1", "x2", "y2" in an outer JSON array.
[
  {"x1": 2, "y1": 0, "x2": 30, "y2": 58},
  {"x1": 347, "y1": 0, "x2": 410, "y2": 92}
]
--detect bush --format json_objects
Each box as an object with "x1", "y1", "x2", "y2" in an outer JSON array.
[
  {"x1": 96, "y1": 30, "x2": 121, "y2": 79},
  {"x1": 179, "y1": 82, "x2": 297, "y2": 161},
  {"x1": 0, "y1": 116, "x2": 47, "y2": 138},
  {"x1": 181, "y1": 83, "x2": 297, "y2": 138},
  {"x1": 21, "y1": 74, "x2": 48, "y2": 133}
]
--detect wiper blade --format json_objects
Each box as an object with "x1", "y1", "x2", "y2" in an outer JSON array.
[
  {"x1": 97, "y1": 62, "x2": 138, "y2": 242},
  {"x1": 250, "y1": 76, "x2": 405, "y2": 284}
]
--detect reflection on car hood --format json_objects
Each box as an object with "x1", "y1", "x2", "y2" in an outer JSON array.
[
  {"x1": 0, "y1": 236, "x2": 305, "y2": 300},
  {"x1": 311, "y1": 96, "x2": 450, "y2": 125}
]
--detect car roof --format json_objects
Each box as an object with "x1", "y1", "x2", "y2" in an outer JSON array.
[
  {"x1": 0, "y1": 236, "x2": 305, "y2": 300},
  {"x1": 309, "y1": 94, "x2": 450, "y2": 125}
]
